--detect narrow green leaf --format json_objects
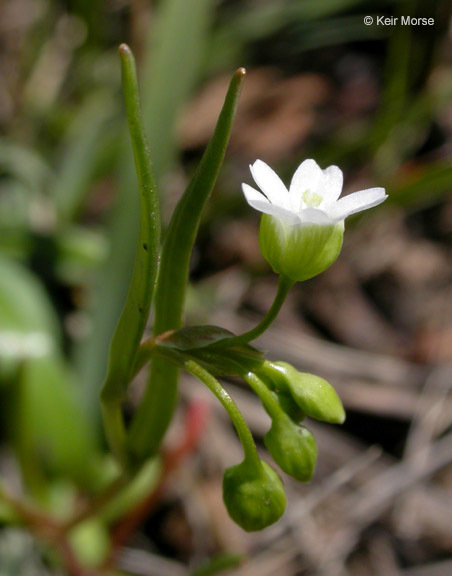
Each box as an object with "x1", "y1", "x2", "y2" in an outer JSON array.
[
  {"x1": 161, "y1": 325, "x2": 261, "y2": 356},
  {"x1": 153, "y1": 325, "x2": 263, "y2": 378},
  {"x1": 100, "y1": 45, "x2": 160, "y2": 405},
  {"x1": 76, "y1": 0, "x2": 213, "y2": 419},
  {"x1": 128, "y1": 68, "x2": 246, "y2": 461},
  {"x1": 153, "y1": 66, "x2": 246, "y2": 333},
  {"x1": 128, "y1": 326, "x2": 263, "y2": 383}
]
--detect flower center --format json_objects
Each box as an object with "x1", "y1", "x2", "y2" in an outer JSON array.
[{"x1": 302, "y1": 189, "x2": 322, "y2": 208}]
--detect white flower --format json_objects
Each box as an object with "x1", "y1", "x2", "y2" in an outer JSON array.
[
  {"x1": 242, "y1": 159, "x2": 387, "y2": 226},
  {"x1": 241, "y1": 159, "x2": 387, "y2": 282}
]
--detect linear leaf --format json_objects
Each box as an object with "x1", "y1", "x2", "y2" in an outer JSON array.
[
  {"x1": 100, "y1": 45, "x2": 160, "y2": 405},
  {"x1": 76, "y1": 0, "x2": 213, "y2": 417}
]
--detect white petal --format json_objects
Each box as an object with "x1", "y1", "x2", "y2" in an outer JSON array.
[
  {"x1": 325, "y1": 187, "x2": 387, "y2": 221},
  {"x1": 299, "y1": 207, "x2": 335, "y2": 225},
  {"x1": 249, "y1": 160, "x2": 289, "y2": 208},
  {"x1": 289, "y1": 159, "x2": 322, "y2": 211},
  {"x1": 319, "y1": 165, "x2": 343, "y2": 203},
  {"x1": 242, "y1": 183, "x2": 270, "y2": 206},
  {"x1": 242, "y1": 184, "x2": 299, "y2": 224}
]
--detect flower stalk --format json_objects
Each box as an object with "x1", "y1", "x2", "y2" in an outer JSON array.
[
  {"x1": 184, "y1": 360, "x2": 261, "y2": 468},
  {"x1": 220, "y1": 274, "x2": 293, "y2": 347}
]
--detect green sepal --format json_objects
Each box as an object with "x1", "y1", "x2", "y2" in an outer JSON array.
[
  {"x1": 264, "y1": 415, "x2": 317, "y2": 482},
  {"x1": 259, "y1": 216, "x2": 344, "y2": 282},
  {"x1": 223, "y1": 458, "x2": 286, "y2": 532}
]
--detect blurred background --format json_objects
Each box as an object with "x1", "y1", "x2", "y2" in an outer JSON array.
[{"x1": 1, "y1": 0, "x2": 452, "y2": 574}]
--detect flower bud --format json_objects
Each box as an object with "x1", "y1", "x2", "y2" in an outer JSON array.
[
  {"x1": 223, "y1": 459, "x2": 286, "y2": 532},
  {"x1": 259, "y1": 215, "x2": 344, "y2": 282},
  {"x1": 261, "y1": 362, "x2": 345, "y2": 424},
  {"x1": 264, "y1": 415, "x2": 317, "y2": 482},
  {"x1": 273, "y1": 390, "x2": 305, "y2": 423}
]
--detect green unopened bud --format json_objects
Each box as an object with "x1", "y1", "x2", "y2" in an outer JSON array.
[
  {"x1": 264, "y1": 415, "x2": 317, "y2": 482},
  {"x1": 262, "y1": 362, "x2": 345, "y2": 424},
  {"x1": 259, "y1": 215, "x2": 344, "y2": 282},
  {"x1": 223, "y1": 459, "x2": 286, "y2": 532},
  {"x1": 273, "y1": 390, "x2": 305, "y2": 423},
  {"x1": 258, "y1": 368, "x2": 306, "y2": 423}
]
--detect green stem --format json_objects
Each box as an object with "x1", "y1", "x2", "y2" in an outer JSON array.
[
  {"x1": 239, "y1": 369, "x2": 284, "y2": 422},
  {"x1": 184, "y1": 360, "x2": 260, "y2": 467},
  {"x1": 220, "y1": 275, "x2": 293, "y2": 348},
  {"x1": 138, "y1": 345, "x2": 260, "y2": 466},
  {"x1": 130, "y1": 337, "x2": 157, "y2": 380},
  {"x1": 101, "y1": 402, "x2": 128, "y2": 469}
]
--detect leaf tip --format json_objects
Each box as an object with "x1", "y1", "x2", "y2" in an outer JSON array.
[
  {"x1": 118, "y1": 43, "x2": 132, "y2": 56},
  {"x1": 236, "y1": 67, "x2": 247, "y2": 78}
]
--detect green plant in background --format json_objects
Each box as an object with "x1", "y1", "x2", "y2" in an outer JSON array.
[{"x1": 0, "y1": 35, "x2": 389, "y2": 576}]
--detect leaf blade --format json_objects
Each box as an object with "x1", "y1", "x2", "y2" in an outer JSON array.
[{"x1": 100, "y1": 45, "x2": 160, "y2": 405}]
